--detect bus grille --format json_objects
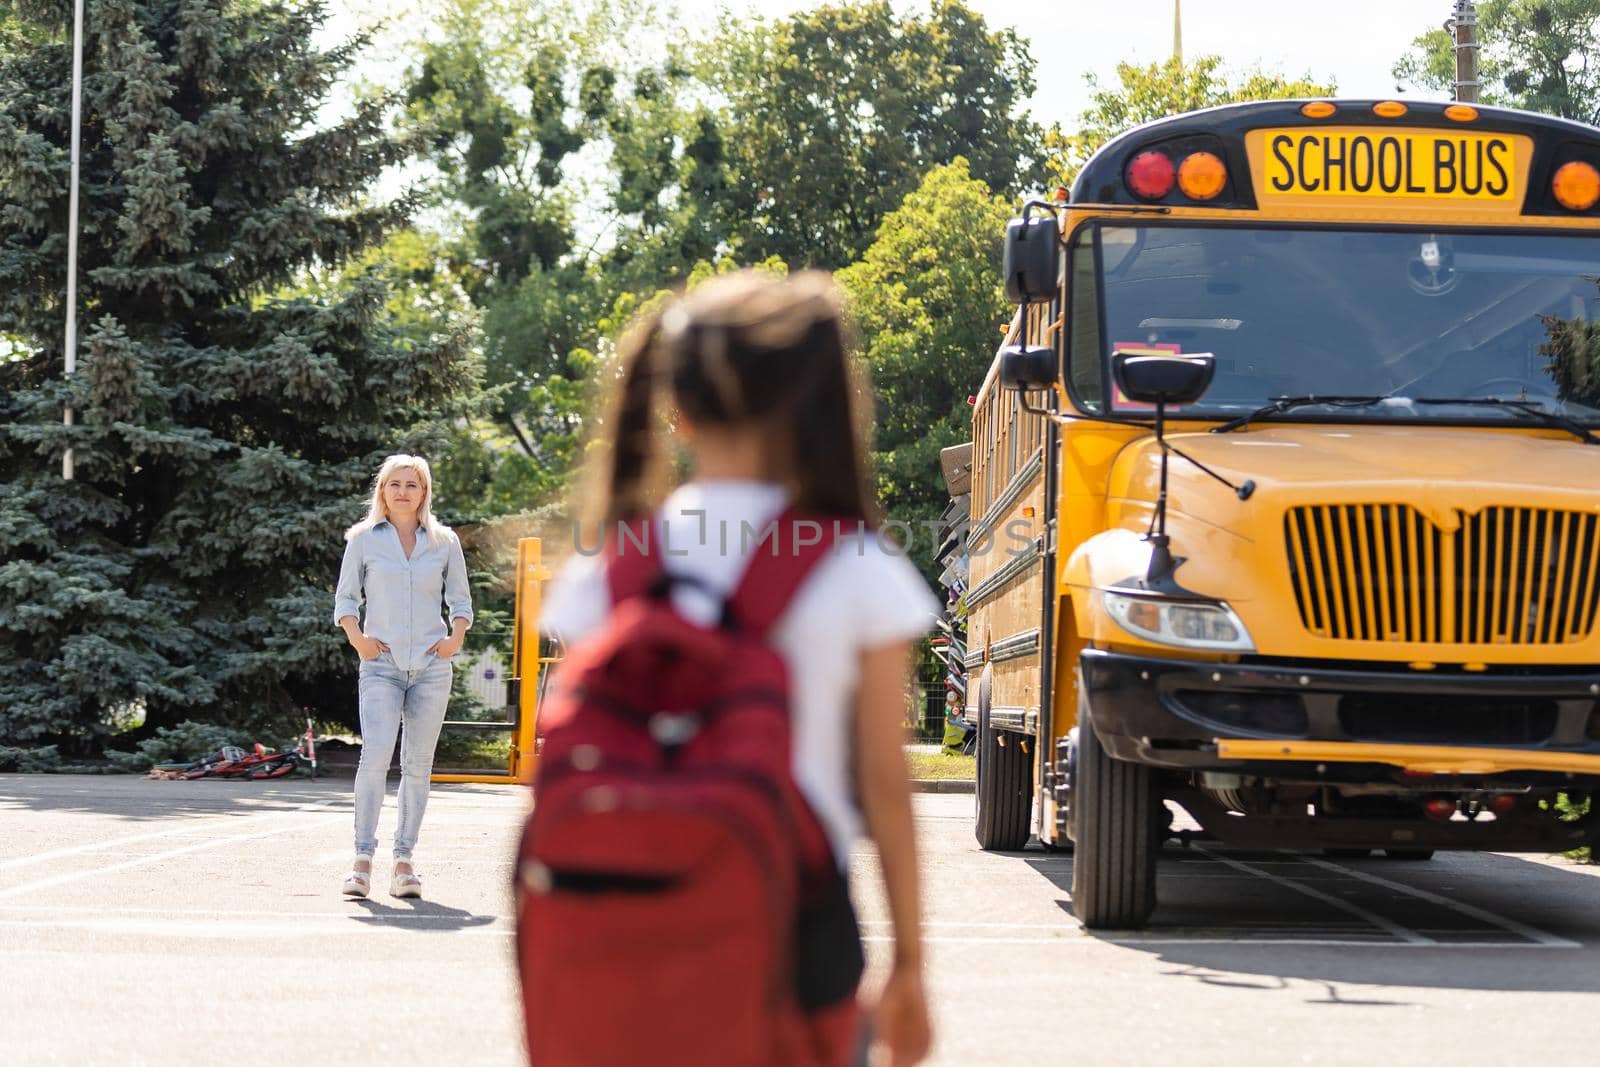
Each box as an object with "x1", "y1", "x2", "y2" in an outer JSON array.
[{"x1": 1284, "y1": 505, "x2": 1600, "y2": 645}]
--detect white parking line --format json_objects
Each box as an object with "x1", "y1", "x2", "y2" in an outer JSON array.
[
  {"x1": 0, "y1": 903, "x2": 509, "y2": 920},
  {"x1": 862, "y1": 934, "x2": 1573, "y2": 948},
  {"x1": 1101, "y1": 937, "x2": 1574, "y2": 949},
  {"x1": 0, "y1": 916, "x2": 511, "y2": 939},
  {"x1": 6, "y1": 919, "x2": 1561, "y2": 948},
  {"x1": 862, "y1": 920, "x2": 1079, "y2": 930},
  {"x1": 1299, "y1": 853, "x2": 1580, "y2": 948},
  {"x1": 0, "y1": 906, "x2": 1574, "y2": 952},
  {"x1": 0, "y1": 800, "x2": 338, "y2": 901},
  {"x1": 1193, "y1": 845, "x2": 1433, "y2": 944},
  {"x1": 863, "y1": 934, "x2": 1082, "y2": 945},
  {"x1": 0, "y1": 803, "x2": 340, "y2": 874}
]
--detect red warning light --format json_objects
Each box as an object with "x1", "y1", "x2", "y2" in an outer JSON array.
[{"x1": 1126, "y1": 151, "x2": 1176, "y2": 200}]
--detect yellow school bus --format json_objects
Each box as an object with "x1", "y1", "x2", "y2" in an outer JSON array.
[{"x1": 965, "y1": 99, "x2": 1600, "y2": 928}]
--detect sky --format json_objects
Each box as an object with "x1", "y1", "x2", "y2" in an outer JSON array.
[{"x1": 718, "y1": 0, "x2": 1457, "y2": 126}]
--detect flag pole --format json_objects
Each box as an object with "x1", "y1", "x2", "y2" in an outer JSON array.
[{"x1": 63, "y1": 0, "x2": 85, "y2": 481}]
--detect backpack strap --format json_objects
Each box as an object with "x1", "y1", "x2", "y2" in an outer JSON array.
[
  {"x1": 606, "y1": 508, "x2": 852, "y2": 631},
  {"x1": 725, "y1": 507, "x2": 845, "y2": 634},
  {"x1": 603, "y1": 516, "x2": 665, "y2": 605}
]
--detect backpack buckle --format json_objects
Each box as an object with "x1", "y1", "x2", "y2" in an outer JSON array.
[{"x1": 648, "y1": 712, "x2": 701, "y2": 746}]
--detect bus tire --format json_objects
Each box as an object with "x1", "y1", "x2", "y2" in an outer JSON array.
[
  {"x1": 973, "y1": 666, "x2": 1031, "y2": 851},
  {"x1": 1070, "y1": 691, "x2": 1158, "y2": 930}
]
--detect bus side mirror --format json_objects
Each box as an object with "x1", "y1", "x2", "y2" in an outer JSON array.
[
  {"x1": 998, "y1": 344, "x2": 1058, "y2": 390},
  {"x1": 1003, "y1": 212, "x2": 1060, "y2": 304},
  {"x1": 1112, "y1": 352, "x2": 1215, "y2": 406}
]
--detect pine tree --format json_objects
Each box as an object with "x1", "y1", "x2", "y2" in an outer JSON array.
[{"x1": 0, "y1": 0, "x2": 476, "y2": 745}]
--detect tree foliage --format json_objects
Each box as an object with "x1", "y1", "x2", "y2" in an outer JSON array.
[
  {"x1": 1542, "y1": 286, "x2": 1600, "y2": 405},
  {"x1": 405, "y1": 0, "x2": 1043, "y2": 523},
  {"x1": 837, "y1": 158, "x2": 1011, "y2": 567},
  {"x1": 1045, "y1": 56, "x2": 1336, "y2": 187},
  {"x1": 0, "y1": 0, "x2": 473, "y2": 743},
  {"x1": 709, "y1": 0, "x2": 1039, "y2": 270},
  {"x1": 1393, "y1": 0, "x2": 1600, "y2": 122},
  {"x1": 402, "y1": 0, "x2": 691, "y2": 503}
]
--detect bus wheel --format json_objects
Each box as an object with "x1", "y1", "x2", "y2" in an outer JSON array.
[
  {"x1": 1070, "y1": 690, "x2": 1158, "y2": 930},
  {"x1": 974, "y1": 666, "x2": 1031, "y2": 851}
]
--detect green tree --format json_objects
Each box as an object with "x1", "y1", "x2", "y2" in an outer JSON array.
[
  {"x1": 709, "y1": 0, "x2": 1040, "y2": 270},
  {"x1": 0, "y1": 0, "x2": 474, "y2": 743},
  {"x1": 403, "y1": 0, "x2": 691, "y2": 481},
  {"x1": 401, "y1": 1, "x2": 1045, "y2": 516},
  {"x1": 837, "y1": 158, "x2": 1012, "y2": 569},
  {"x1": 1542, "y1": 285, "x2": 1600, "y2": 405},
  {"x1": 1046, "y1": 56, "x2": 1336, "y2": 187},
  {"x1": 1393, "y1": 0, "x2": 1600, "y2": 121}
]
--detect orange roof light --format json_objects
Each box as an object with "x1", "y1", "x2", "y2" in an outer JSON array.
[
  {"x1": 1444, "y1": 104, "x2": 1479, "y2": 122},
  {"x1": 1373, "y1": 101, "x2": 1408, "y2": 118},
  {"x1": 1553, "y1": 161, "x2": 1600, "y2": 211},
  {"x1": 1177, "y1": 151, "x2": 1227, "y2": 201},
  {"x1": 1300, "y1": 101, "x2": 1336, "y2": 119}
]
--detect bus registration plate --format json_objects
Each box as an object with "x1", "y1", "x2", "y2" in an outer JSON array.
[{"x1": 1256, "y1": 128, "x2": 1527, "y2": 203}]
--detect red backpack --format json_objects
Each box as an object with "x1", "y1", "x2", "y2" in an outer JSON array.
[{"x1": 516, "y1": 510, "x2": 863, "y2": 1067}]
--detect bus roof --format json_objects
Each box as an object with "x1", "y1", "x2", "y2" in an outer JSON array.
[{"x1": 1070, "y1": 99, "x2": 1600, "y2": 217}]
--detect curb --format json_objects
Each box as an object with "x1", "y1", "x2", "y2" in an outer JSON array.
[{"x1": 911, "y1": 779, "x2": 975, "y2": 794}]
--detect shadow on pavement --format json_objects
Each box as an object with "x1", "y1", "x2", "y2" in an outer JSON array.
[
  {"x1": 1020, "y1": 842, "x2": 1600, "y2": 995},
  {"x1": 347, "y1": 896, "x2": 500, "y2": 932}
]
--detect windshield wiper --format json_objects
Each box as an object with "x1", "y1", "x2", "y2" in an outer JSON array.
[
  {"x1": 1210, "y1": 395, "x2": 1390, "y2": 435},
  {"x1": 1413, "y1": 397, "x2": 1600, "y2": 445}
]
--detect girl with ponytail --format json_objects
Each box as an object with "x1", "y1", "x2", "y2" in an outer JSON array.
[{"x1": 542, "y1": 270, "x2": 935, "y2": 1067}]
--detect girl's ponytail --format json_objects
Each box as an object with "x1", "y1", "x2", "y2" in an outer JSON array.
[
  {"x1": 597, "y1": 310, "x2": 665, "y2": 524},
  {"x1": 583, "y1": 270, "x2": 880, "y2": 530},
  {"x1": 782, "y1": 315, "x2": 880, "y2": 525}
]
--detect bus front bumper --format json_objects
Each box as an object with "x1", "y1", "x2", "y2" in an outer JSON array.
[{"x1": 1079, "y1": 648, "x2": 1600, "y2": 781}]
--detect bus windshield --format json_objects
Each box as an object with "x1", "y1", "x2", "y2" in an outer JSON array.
[{"x1": 1080, "y1": 223, "x2": 1600, "y2": 425}]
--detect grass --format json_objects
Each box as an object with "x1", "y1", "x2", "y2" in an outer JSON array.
[
  {"x1": 434, "y1": 729, "x2": 512, "y2": 771},
  {"x1": 1554, "y1": 793, "x2": 1595, "y2": 864},
  {"x1": 905, "y1": 751, "x2": 976, "y2": 781}
]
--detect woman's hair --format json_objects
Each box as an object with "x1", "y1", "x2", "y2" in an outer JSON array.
[
  {"x1": 345, "y1": 453, "x2": 449, "y2": 544},
  {"x1": 591, "y1": 270, "x2": 879, "y2": 525}
]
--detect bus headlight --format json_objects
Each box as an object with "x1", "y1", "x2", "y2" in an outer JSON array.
[{"x1": 1102, "y1": 591, "x2": 1255, "y2": 652}]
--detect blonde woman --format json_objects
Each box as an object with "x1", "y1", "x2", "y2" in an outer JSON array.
[{"x1": 333, "y1": 454, "x2": 473, "y2": 899}]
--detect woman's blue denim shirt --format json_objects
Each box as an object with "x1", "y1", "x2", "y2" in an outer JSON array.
[{"x1": 333, "y1": 521, "x2": 473, "y2": 671}]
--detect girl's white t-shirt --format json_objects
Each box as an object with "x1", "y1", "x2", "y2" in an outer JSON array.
[{"x1": 541, "y1": 480, "x2": 941, "y2": 864}]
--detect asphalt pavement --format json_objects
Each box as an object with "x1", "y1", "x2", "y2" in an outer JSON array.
[{"x1": 1, "y1": 776, "x2": 1597, "y2": 1066}]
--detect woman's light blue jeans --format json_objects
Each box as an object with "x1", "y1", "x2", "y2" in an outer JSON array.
[{"x1": 353, "y1": 653, "x2": 453, "y2": 860}]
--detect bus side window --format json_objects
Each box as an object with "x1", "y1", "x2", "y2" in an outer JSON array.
[
  {"x1": 1008, "y1": 389, "x2": 1018, "y2": 477},
  {"x1": 986, "y1": 393, "x2": 994, "y2": 510},
  {"x1": 974, "y1": 403, "x2": 986, "y2": 515},
  {"x1": 1068, "y1": 232, "x2": 1104, "y2": 412},
  {"x1": 988, "y1": 389, "x2": 998, "y2": 506}
]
